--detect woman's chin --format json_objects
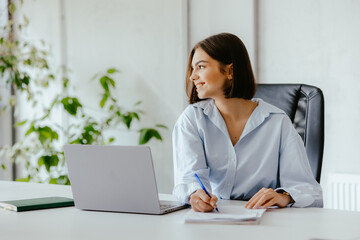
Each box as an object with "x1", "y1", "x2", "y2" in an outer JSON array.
[{"x1": 197, "y1": 94, "x2": 207, "y2": 99}]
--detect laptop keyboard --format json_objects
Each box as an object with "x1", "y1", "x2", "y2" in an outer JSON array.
[{"x1": 160, "y1": 204, "x2": 177, "y2": 210}]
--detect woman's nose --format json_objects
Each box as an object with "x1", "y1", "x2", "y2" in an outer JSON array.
[{"x1": 190, "y1": 71, "x2": 199, "y2": 81}]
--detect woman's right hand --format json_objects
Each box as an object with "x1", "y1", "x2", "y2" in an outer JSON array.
[{"x1": 189, "y1": 189, "x2": 218, "y2": 212}]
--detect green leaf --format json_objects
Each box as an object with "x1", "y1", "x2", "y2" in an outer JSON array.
[
  {"x1": 135, "y1": 101, "x2": 142, "y2": 106},
  {"x1": 70, "y1": 139, "x2": 82, "y2": 144},
  {"x1": 122, "y1": 115, "x2": 132, "y2": 129},
  {"x1": 155, "y1": 124, "x2": 168, "y2": 129},
  {"x1": 50, "y1": 175, "x2": 71, "y2": 185},
  {"x1": 108, "y1": 137, "x2": 115, "y2": 143},
  {"x1": 107, "y1": 68, "x2": 119, "y2": 74},
  {"x1": 23, "y1": 59, "x2": 32, "y2": 65},
  {"x1": 108, "y1": 78, "x2": 115, "y2": 88},
  {"x1": 9, "y1": 3, "x2": 16, "y2": 14},
  {"x1": 63, "y1": 77, "x2": 69, "y2": 88},
  {"x1": 61, "y1": 97, "x2": 82, "y2": 115},
  {"x1": 14, "y1": 120, "x2": 27, "y2": 127},
  {"x1": 38, "y1": 155, "x2": 59, "y2": 172},
  {"x1": 16, "y1": 176, "x2": 30, "y2": 182},
  {"x1": 21, "y1": 74, "x2": 30, "y2": 86},
  {"x1": 25, "y1": 124, "x2": 35, "y2": 136},
  {"x1": 70, "y1": 123, "x2": 100, "y2": 145},
  {"x1": 57, "y1": 175, "x2": 70, "y2": 185},
  {"x1": 37, "y1": 126, "x2": 59, "y2": 144},
  {"x1": 0, "y1": 65, "x2": 5, "y2": 73},
  {"x1": 100, "y1": 75, "x2": 115, "y2": 92},
  {"x1": 82, "y1": 123, "x2": 100, "y2": 144},
  {"x1": 100, "y1": 76, "x2": 110, "y2": 92},
  {"x1": 131, "y1": 112, "x2": 140, "y2": 121},
  {"x1": 138, "y1": 128, "x2": 162, "y2": 145},
  {"x1": 100, "y1": 93, "x2": 109, "y2": 108},
  {"x1": 23, "y1": 15, "x2": 29, "y2": 26},
  {"x1": 49, "y1": 178, "x2": 57, "y2": 184},
  {"x1": 1, "y1": 164, "x2": 6, "y2": 170}
]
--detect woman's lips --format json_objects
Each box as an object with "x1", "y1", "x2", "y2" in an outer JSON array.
[{"x1": 195, "y1": 82, "x2": 205, "y2": 90}]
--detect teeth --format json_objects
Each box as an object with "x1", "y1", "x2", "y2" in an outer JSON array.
[{"x1": 196, "y1": 83, "x2": 204, "y2": 88}]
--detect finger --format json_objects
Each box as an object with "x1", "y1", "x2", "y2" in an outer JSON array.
[
  {"x1": 189, "y1": 197, "x2": 198, "y2": 211},
  {"x1": 260, "y1": 198, "x2": 278, "y2": 209},
  {"x1": 189, "y1": 190, "x2": 204, "y2": 204},
  {"x1": 197, "y1": 196, "x2": 215, "y2": 211},
  {"x1": 246, "y1": 191, "x2": 266, "y2": 209},
  {"x1": 245, "y1": 188, "x2": 267, "y2": 208},
  {"x1": 250, "y1": 188, "x2": 276, "y2": 208},
  {"x1": 198, "y1": 201, "x2": 214, "y2": 212},
  {"x1": 209, "y1": 193, "x2": 218, "y2": 208},
  {"x1": 191, "y1": 189, "x2": 217, "y2": 211},
  {"x1": 246, "y1": 194, "x2": 265, "y2": 209},
  {"x1": 247, "y1": 188, "x2": 274, "y2": 209},
  {"x1": 253, "y1": 192, "x2": 275, "y2": 209},
  {"x1": 197, "y1": 190, "x2": 211, "y2": 204},
  {"x1": 191, "y1": 202, "x2": 201, "y2": 212},
  {"x1": 189, "y1": 195, "x2": 199, "y2": 205},
  {"x1": 190, "y1": 196, "x2": 213, "y2": 212}
]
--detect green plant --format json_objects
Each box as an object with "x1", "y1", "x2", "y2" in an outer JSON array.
[{"x1": 0, "y1": 1, "x2": 166, "y2": 184}]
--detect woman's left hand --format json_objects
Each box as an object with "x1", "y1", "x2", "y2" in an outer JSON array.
[{"x1": 244, "y1": 188, "x2": 293, "y2": 209}]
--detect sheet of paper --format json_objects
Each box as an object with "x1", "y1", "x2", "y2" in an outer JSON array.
[{"x1": 185, "y1": 205, "x2": 266, "y2": 224}]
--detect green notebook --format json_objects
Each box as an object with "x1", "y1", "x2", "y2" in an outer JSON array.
[{"x1": 0, "y1": 196, "x2": 74, "y2": 212}]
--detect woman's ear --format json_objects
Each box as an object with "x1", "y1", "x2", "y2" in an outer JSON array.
[{"x1": 227, "y1": 63, "x2": 233, "y2": 80}]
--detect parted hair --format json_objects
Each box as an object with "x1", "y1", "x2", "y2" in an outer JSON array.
[{"x1": 186, "y1": 33, "x2": 256, "y2": 104}]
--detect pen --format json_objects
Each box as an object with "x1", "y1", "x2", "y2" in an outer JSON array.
[{"x1": 194, "y1": 173, "x2": 219, "y2": 212}]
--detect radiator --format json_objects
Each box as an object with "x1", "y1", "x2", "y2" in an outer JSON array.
[{"x1": 328, "y1": 173, "x2": 360, "y2": 211}]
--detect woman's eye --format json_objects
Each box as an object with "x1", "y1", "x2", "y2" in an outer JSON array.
[{"x1": 198, "y1": 65, "x2": 205, "y2": 69}]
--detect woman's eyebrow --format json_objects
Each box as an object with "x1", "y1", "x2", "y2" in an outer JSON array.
[{"x1": 192, "y1": 60, "x2": 208, "y2": 68}]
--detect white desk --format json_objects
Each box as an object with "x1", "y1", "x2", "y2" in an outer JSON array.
[{"x1": 1, "y1": 181, "x2": 360, "y2": 240}]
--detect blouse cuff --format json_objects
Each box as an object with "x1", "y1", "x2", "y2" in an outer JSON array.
[
  {"x1": 173, "y1": 182, "x2": 202, "y2": 204},
  {"x1": 276, "y1": 187, "x2": 316, "y2": 208},
  {"x1": 275, "y1": 188, "x2": 296, "y2": 207}
]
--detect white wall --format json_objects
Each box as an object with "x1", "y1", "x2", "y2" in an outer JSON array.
[{"x1": 189, "y1": 0, "x2": 256, "y2": 75}]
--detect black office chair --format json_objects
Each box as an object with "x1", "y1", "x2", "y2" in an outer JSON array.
[{"x1": 254, "y1": 84, "x2": 324, "y2": 183}]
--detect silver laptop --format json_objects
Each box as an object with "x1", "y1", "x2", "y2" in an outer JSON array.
[{"x1": 64, "y1": 144, "x2": 187, "y2": 215}]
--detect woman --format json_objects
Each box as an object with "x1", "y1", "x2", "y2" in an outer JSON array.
[{"x1": 172, "y1": 33, "x2": 323, "y2": 212}]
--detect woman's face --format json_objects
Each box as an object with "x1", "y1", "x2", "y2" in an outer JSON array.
[{"x1": 190, "y1": 48, "x2": 230, "y2": 100}]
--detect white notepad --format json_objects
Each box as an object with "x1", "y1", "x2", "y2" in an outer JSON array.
[{"x1": 185, "y1": 206, "x2": 266, "y2": 224}]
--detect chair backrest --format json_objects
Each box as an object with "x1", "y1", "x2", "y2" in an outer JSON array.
[{"x1": 254, "y1": 84, "x2": 324, "y2": 183}]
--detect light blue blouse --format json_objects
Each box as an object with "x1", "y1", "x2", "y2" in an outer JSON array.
[{"x1": 172, "y1": 98, "x2": 323, "y2": 207}]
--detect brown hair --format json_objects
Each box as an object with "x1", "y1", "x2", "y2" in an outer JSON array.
[{"x1": 186, "y1": 33, "x2": 256, "y2": 104}]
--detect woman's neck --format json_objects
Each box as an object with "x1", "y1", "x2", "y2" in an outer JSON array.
[{"x1": 214, "y1": 97, "x2": 257, "y2": 121}]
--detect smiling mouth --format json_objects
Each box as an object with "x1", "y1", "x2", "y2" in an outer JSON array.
[{"x1": 195, "y1": 82, "x2": 205, "y2": 90}]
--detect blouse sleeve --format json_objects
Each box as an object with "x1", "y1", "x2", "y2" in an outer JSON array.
[
  {"x1": 172, "y1": 108, "x2": 211, "y2": 204},
  {"x1": 277, "y1": 116, "x2": 323, "y2": 207}
]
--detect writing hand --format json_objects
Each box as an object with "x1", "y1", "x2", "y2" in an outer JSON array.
[
  {"x1": 189, "y1": 189, "x2": 218, "y2": 212},
  {"x1": 244, "y1": 188, "x2": 294, "y2": 209}
]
